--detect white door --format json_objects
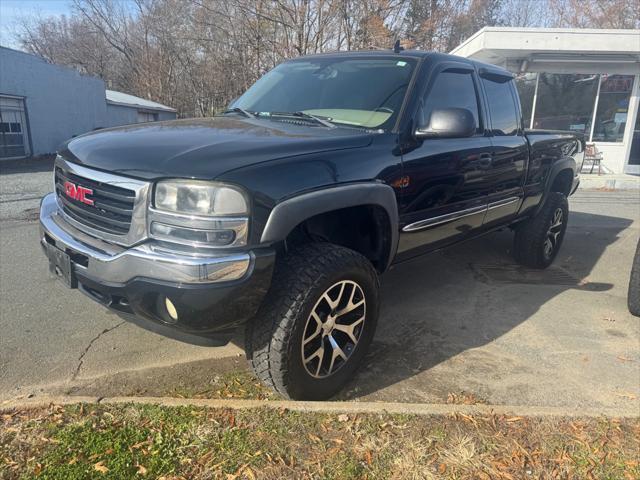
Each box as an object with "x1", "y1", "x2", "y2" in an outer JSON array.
[{"x1": 0, "y1": 96, "x2": 30, "y2": 159}]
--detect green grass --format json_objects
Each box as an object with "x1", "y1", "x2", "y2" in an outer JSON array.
[{"x1": 1, "y1": 404, "x2": 638, "y2": 479}]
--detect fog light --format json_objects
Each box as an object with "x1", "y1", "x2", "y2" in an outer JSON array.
[{"x1": 165, "y1": 297, "x2": 179, "y2": 321}]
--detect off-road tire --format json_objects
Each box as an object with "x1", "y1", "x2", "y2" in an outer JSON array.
[
  {"x1": 628, "y1": 239, "x2": 640, "y2": 317},
  {"x1": 245, "y1": 243, "x2": 379, "y2": 400},
  {"x1": 513, "y1": 192, "x2": 569, "y2": 269}
]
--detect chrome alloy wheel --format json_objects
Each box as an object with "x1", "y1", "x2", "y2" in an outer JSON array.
[
  {"x1": 544, "y1": 207, "x2": 564, "y2": 258},
  {"x1": 301, "y1": 280, "x2": 366, "y2": 378}
]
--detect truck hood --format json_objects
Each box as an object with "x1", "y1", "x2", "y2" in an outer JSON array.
[{"x1": 61, "y1": 117, "x2": 374, "y2": 180}]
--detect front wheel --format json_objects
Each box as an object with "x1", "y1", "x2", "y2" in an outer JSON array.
[
  {"x1": 245, "y1": 243, "x2": 379, "y2": 400},
  {"x1": 513, "y1": 192, "x2": 569, "y2": 269}
]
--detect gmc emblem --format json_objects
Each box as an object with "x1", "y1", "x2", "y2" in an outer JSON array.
[{"x1": 64, "y1": 181, "x2": 94, "y2": 206}]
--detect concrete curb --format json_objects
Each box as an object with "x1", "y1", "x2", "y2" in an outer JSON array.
[
  {"x1": 1, "y1": 395, "x2": 638, "y2": 418},
  {"x1": 579, "y1": 175, "x2": 640, "y2": 191}
]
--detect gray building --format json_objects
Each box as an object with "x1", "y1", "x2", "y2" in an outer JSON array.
[{"x1": 0, "y1": 46, "x2": 176, "y2": 160}]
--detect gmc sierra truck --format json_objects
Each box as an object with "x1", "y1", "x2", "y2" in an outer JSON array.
[{"x1": 40, "y1": 50, "x2": 583, "y2": 400}]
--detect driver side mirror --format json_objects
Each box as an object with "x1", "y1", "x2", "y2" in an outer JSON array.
[{"x1": 414, "y1": 107, "x2": 476, "y2": 139}]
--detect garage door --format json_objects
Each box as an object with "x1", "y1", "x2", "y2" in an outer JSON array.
[{"x1": 0, "y1": 96, "x2": 30, "y2": 159}]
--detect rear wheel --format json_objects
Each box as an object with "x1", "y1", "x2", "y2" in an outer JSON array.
[
  {"x1": 513, "y1": 192, "x2": 569, "y2": 269},
  {"x1": 245, "y1": 243, "x2": 379, "y2": 400}
]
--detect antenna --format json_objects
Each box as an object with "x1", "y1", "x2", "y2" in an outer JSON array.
[{"x1": 393, "y1": 39, "x2": 404, "y2": 54}]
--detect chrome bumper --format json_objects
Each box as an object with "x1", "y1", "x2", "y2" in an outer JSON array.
[{"x1": 39, "y1": 193, "x2": 251, "y2": 285}]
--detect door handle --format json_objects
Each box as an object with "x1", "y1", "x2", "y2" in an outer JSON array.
[{"x1": 474, "y1": 153, "x2": 493, "y2": 168}]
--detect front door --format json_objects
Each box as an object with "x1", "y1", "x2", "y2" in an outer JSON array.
[{"x1": 396, "y1": 64, "x2": 493, "y2": 261}]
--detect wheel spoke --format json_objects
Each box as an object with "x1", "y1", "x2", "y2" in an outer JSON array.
[
  {"x1": 335, "y1": 284, "x2": 365, "y2": 317},
  {"x1": 327, "y1": 334, "x2": 347, "y2": 373},
  {"x1": 550, "y1": 210, "x2": 563, "y2": 230},
  {"x1": 304, "y1": 344, "x2": 326, "y2": 376},
  {"x1": 336, "y1": 298, "x2": 365, "y2": 317},
  {"x1": 303, "y1": 311, "x2": 323, "y2": 346},
  {"x1": 333, "y1": 315, "x2": 364, "y2": 344},
  {"x1": 323, "y1": 282, "x2": 345, "y2": 310}
]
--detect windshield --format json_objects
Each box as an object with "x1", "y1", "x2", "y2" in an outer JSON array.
[{"x1": 233, "y1": 57, "x2": 418, "y2": 130}]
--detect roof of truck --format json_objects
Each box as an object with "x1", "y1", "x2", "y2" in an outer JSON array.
[{"x1": 291, "y1": 49, "x2": 513, "y2": 77}]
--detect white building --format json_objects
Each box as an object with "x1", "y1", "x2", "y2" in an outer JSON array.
[{"x1": 451, "y1": 27, "x2": 640, "y2": 174}]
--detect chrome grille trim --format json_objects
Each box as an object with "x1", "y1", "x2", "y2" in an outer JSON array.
[{"x1": 54, "y1": 155, "x2": 151, "y2": 246}]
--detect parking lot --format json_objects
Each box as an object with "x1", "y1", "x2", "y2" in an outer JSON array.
[{"x1": 1, "y1": 160, "x2": 638, "y2": 414}]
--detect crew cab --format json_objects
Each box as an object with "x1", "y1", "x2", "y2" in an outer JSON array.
[{"x1": 40, "y1": 50, "x2": 583, "y2": 400}]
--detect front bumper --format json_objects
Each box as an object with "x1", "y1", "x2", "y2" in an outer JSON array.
[{"x1": 39, "y1": 193, "x2": 275, "y2": 343}]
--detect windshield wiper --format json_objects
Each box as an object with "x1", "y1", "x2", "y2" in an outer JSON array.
[
  {"x1": 267, "y1": 111, "x2": 336, "y2": 128},
  {"x1": 223, "y1": 107, "x2": 256, "y2": 119}
]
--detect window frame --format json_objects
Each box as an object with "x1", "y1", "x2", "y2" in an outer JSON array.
[
  {"x1": 414, "y1": 61, "x2": 487, "y2": 137},
  {"x1": 590, "y1": 74, "x2": 635, "y2": 144},
  {"x1": 478, "y1": 70, "x2": 522, "y2": 137}
]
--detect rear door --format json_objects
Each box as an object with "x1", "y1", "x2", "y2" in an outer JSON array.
[
  {"x1": 477, "y1": 69, "x2": 528, "y2": 226},
  {"x1": 396, "y1": 62, "x2": 493, "y2": 261}
]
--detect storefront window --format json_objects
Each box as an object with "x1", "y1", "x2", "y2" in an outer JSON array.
[
  {"x1": 514, "y1": 73, "x2": 537, "y2": 128},
  {"x1": 532, "y1": 73, "x2": 599, "y2": 135},
  {"x1": 592, "y1": 75, "x2": 634, "y2": 143}
]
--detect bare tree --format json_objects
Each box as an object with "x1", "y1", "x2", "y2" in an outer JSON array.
[{"x1": 13, "y1": 0, "x2": 640, "y2": 118}]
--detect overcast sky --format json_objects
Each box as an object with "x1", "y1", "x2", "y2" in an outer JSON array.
[{"x1": 0, "y1": 0, "x2": 73, "y2": 48}]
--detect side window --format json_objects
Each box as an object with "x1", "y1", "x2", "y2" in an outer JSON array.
[
  {"x1": 482, "y1": 77, "x2": 519, "y2": 135},
  {"x1": 422, "y1": 70, "x2": 481, "y2": 133}
]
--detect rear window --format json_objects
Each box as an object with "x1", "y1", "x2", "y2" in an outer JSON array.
[{"x1": 482, "y1": 77, "x2": 519, "y2": 135}]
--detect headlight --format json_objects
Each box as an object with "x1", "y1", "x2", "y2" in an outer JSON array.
[
  {"x1": 154, "y1": 180, "x2": 248, "y2": 216},
  {"x1": 150, "y1": 180, "x2": 249, "y2": 248}
]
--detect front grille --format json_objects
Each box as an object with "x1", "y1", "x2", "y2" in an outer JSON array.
[{"x1": 54, "y1": 166, "x2": 135, "y2": 235}]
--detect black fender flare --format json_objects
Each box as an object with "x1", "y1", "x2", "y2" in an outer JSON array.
[
  {"x1": 260, "y1": 183, "x2": 399, "y2": 271},
  {"x1": 536, "y1": 156, "x2": 576, "y2": 214}
]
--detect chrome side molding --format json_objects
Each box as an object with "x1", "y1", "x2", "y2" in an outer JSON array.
[
  {"x1": 402, "y1": 196, "x2": 521, "y2": 233},
  {"x1": 402, "y1": 205, "x2": 486, "y2": 232}
]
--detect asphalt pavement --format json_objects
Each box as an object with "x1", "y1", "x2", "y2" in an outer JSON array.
[{"x1": 1, "y1": 162, "x2": 638, "y2": 414}]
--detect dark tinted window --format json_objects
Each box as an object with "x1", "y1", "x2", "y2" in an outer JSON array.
[
  {"x1": 482, "y1": 77, "x2": 519, "y2": 135},
  {"x1": 422, "y1": 70, "x2": 480, "y2": 131}
]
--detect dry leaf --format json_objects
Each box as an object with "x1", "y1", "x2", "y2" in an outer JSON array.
[
  {"x1": 616, "y1": 392, "x2": 637, "y2": 400},
  {"x1": 506, "y1": 416, "x2": 524, "y2": 422},
  {"x1": 337, "y1": 414, "x2": 349, "y2": 422},
  {"x1": 617, "y1": 356, "x2": 635, "y2": 363},
  {"x1": 137, "y1": 464, "x2": 148, "y2": 475},
  {"x1": 364, "y1": 450, "x2": 373, "y2": 465},
  {"x1": 94, "y1": 461, "x2": 109, "y2": 473},
  {"x1": 438, "y1": 463, "x2": 446, "y2": 473}
]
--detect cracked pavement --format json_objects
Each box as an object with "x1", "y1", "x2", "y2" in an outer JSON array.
[
  {"x1": 0, "y1": 160, "x2": 638, "y2": 413},
  {"x1": 0, "y1": 160, "x2": 241, "y2": 400}
]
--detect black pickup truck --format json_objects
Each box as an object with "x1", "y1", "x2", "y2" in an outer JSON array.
[{"x1": 40, "y1": 50, "x2": 583, "y2": 400}]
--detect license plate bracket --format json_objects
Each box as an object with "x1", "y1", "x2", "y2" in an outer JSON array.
[{"x1": 46, "y1": 243, "x2": 77, "y2": 289}]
